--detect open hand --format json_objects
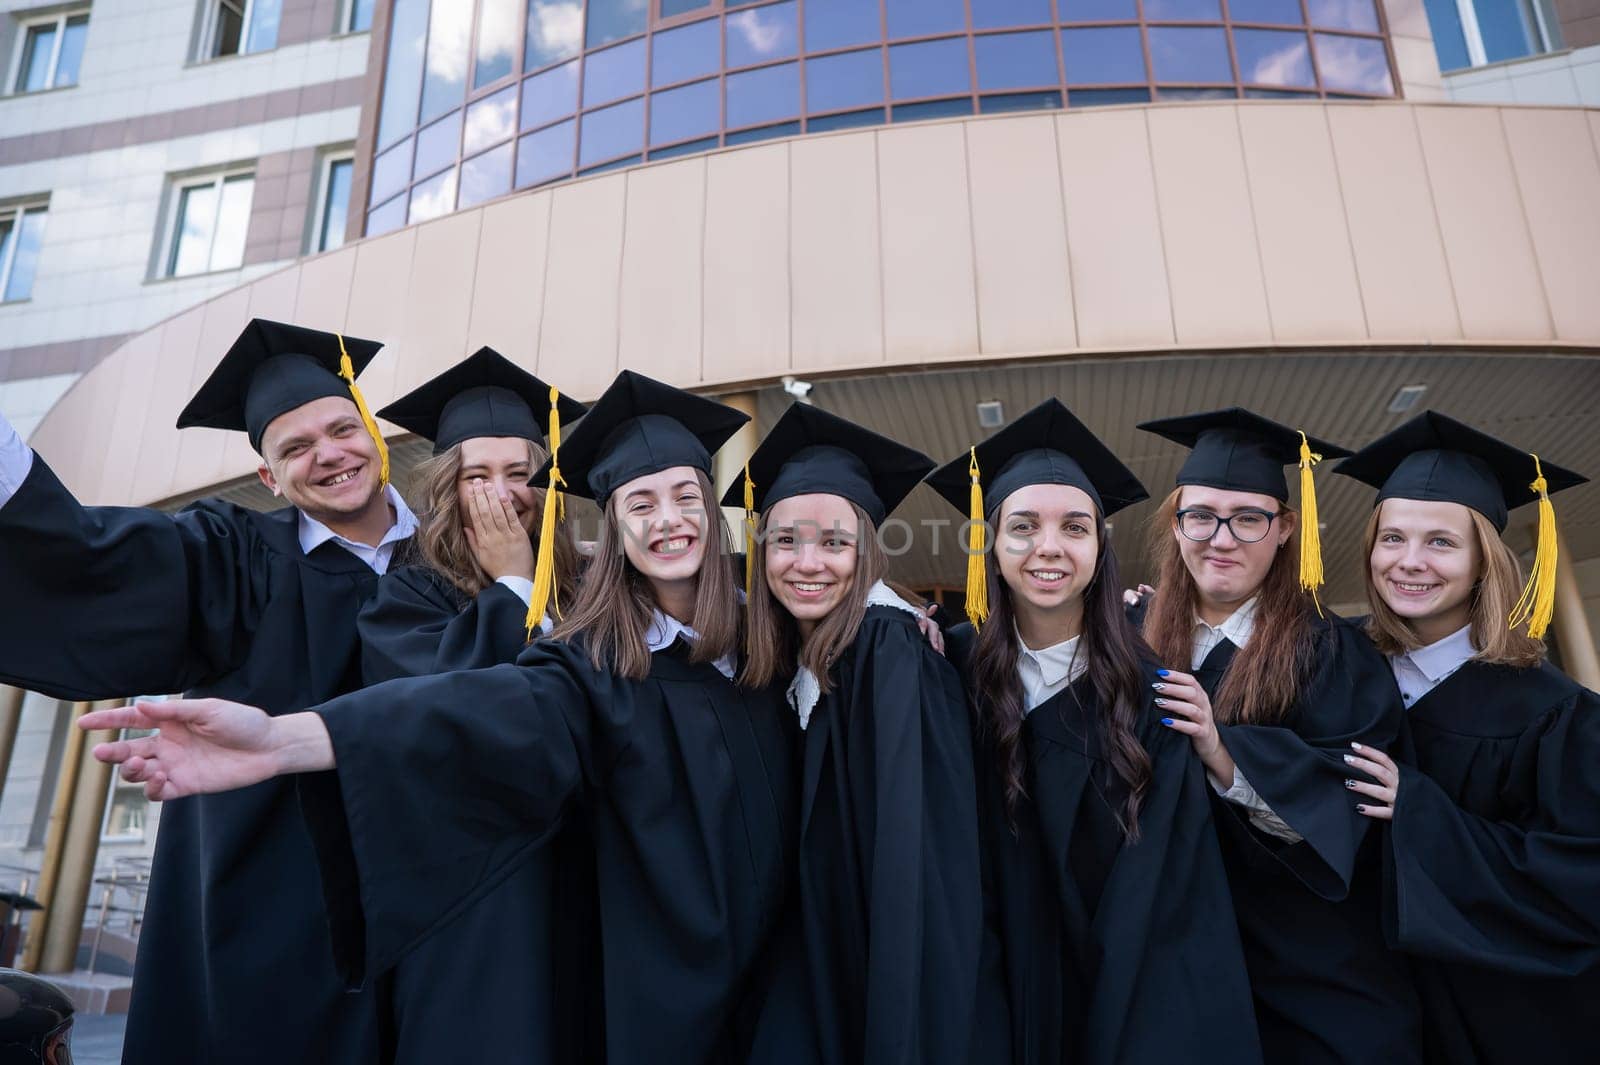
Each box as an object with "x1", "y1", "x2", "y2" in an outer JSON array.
[
  {"x1": 79, "y1": 699, "x2": 304, "y2": 800},
  {"x1": 1346, "y1": 742, "x2": 1398, "y2": 820},
  {"x1": 465, "y1": 480, "x2": 534, "y2": 581}
]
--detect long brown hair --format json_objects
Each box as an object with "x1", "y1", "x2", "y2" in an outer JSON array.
[
  {"x1": 410, "y1": 438, "x2": 579, "y2": 605},
  {"x1": 1140, "y1": 488, "x2": 1317, "y2": 725},
  {"x1": 741, "y1": 503, "x2": 889, "y2": 693},
  {"x1": 1361, "y1": 505, "x2": 1543, "y2": 668},
  {"x1": 550, "y1": 469, "x2": 742, "y2": 680},
  {"x1": 971, "y1": 506, "x2": 1152, "y2": 839}
]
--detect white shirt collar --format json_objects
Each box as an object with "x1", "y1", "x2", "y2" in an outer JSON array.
[
  {"x1": 786, "y1": 581, "x2": 924, "y2": 728},
  {"x1": 645, "y1": 608, "x2": 736, "y2": 680},
  {"x1": 297, "y1": 484, "x2": 418, "y2": 573},
  {"x1": 1195, "y1": 595, "x2": 1259, "y2": 647},
  {"x1": 1019, "y1": 631, "x2": 1086, "y2": 689},
  {"x1": 1400, "y1": 623, "x2": 1476, "y2": 684}
]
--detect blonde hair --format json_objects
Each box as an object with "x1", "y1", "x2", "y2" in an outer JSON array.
[{"x1": 1362, "y1": 506, "x2": 1543, "y2": 668}]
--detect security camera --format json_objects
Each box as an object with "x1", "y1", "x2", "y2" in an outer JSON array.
[{"x1": 782, "y1": 376, "x2": 814, "y2": 404}]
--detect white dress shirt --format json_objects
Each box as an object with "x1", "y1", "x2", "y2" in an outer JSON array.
[
  {"x1": 1191, "y1": 596, "x2": 1259, "y2": 670},
  {"x1": 787, "y1": 580, "x2": 923, "y2": 729},
  {"x1": 1388, "y1": 623, "x2": 1475, "y2": 708},
  {"x1": 297, "y1": 484, "x2": 418, "y2": 575},
  {"x1": 1018, "y1": 630, "x2": 1088, "y2": 714},
  {"x1": 0, "y1": 413, "x2": 34, "y2": 507},
  {"x1": 646, "y1": 607, "x2": 736, "y2": 680},
  {"x1": 492, "y1": 576, "x2": 554, "y2": 635}
]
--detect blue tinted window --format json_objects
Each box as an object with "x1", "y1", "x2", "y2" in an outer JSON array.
[
  {"x1": 1059, "y1": 0, "x2": 1138, "y2": 19},
  {"x1": 975, "y1": 31, "x2": 1058, "y2": 91},
  {"x1": 1148, "y1": 27, "x2": 1233, "y2": 82},
  {"x1": 1068, "y1": 86, "x2": 1151, "y2": 106},
  {"x1": 413, "y1": 110, "x2": 462, "y2": 180},
  {"x1": 474, "y1": 0, "x2": 521, "y2": 87},
  {"x1": 652, "y1": 18, "x2": 719, "y2": 86},
  {"x1": 1157, "y1": 87, "x2": 1236, "y2": 98},
  {"x1": 980, "y1": 90, "x2": 1063, "y2": 113},
  {"x1": 651, "y1": 78, "x2": 720, "y2": 144},
  {"x1": 1233, "y1": 29, "x2": 1314, "y2": 86},
  {"x1": 1421, "y1": 0, "x2": 1470, "y2": 70},
  {"x1": 1229, "y1": 0, "x2": 1304, "y2": 24},
  {"x1": 726, "y1": 61, "x2": 800, "y2": 127},
  {"x1": 1142, "y1": 0, "x2": 1221, "y2": 17},
  {"x1": 892, "y1": 97, "x2": 973, "y2": 122},
  {"x1": 54, "y1": 16, "x2": 88, "y2": 86},
  {"x1": 1313, "y1": 33, "x2": 1393, "y2": 92},
  {"x1": 886, "y1": 0, "x2": 964, "y2": 38},
  {"x1": 370, "y1": 139, "x2": 414, "y2": 205},
  {"x1": 579, "y1": 97, "x2": 645, "y2": 165},
  {"x1": 580, "y1": 154, "x2": 642, "y2": 175},
  {"x1": 586, "y1": 0, "x2": 648, "y2": 48},
  {"x1": 651, "y1": 136, "x2": 719, "y2": 160},
  {"x1": 889, "y1": 37, "x2": 970, "y2": 99},
  {"x1": 727, "y1": 2, "x2": 798, "y2": 67},
  {"x1": 420, "y1": 1, "x2": 472, "y2": 122},
  {"x1": 1475, "y1": 0, "x2": 1540, "y2": 63},
  {"x1": 409, "y1": 167, "x2": 458, "y2": 224},
  {"x1": 726, "y1": 120, "x2": 801, "y2": 145},
  {"x1": 0, "y1": 209, "x2": 45, "y2": 301},
  {"x1": 971, "y1": 0, "x2": 1052, "y2": 28},
  {"x1": 459, "y1": 143, "x2": 514, "y2": 207},
  {"x1": 464, "y1": 85, "x2": 518, "y2": 155},
  {"x1": 806, "y1": 0, "x2": 881, "y2": 51},
  {"x1": 525, "y1": 1, "x2": 583, "y2": 70},
  {"x1": 350, "y1": 0, "x2": 376, "y2": 32},
  {"x1": 1308, "y1": 0, "x2": 1379, "y2": 31},
  {"x1": 367, "y1": 194, "x2": 407, "y2": 237},
  {"x1": 808, "y1": 107, "x2": 886, "y2": 131},
  {"x1": 1245, "y1": 87, "x2": 1315, "y2": 97},
  {"x1": 583, "y1": 38, "x2": 646, "y2": 106},
  {"x1": 1062, "y1": 27, "x2": 1145, "y2": 83},
  {"x1": 377, "y1": 0, "x2": 430, "y2": 146},
  {"x1": 662, "y1": 0, "x2": 713, "y2": 14},
  {"x1": 517, "y1": 119, "x2": 577, "y2": 186},
  {"x1": 522, "y1": 60, "x2": 579, "y2": 129},
  {"x1": 806, "y1": 48, "x2": 885, "y2": 112}
]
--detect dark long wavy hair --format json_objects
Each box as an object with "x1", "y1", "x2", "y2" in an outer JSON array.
[{"x1": 971, "y1": 504, "x2": 1153, "y2": 839}]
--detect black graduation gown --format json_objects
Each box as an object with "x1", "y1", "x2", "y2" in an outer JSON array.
[
  {"x1": 1198, "y1": 617, "x2": 1424, "y2": 1064},
  {"x1": 0, "y1": 457, "x2": 383, "y2": 1064},
  {"x1": 356, "y1": 563, "x2": 596, "y2": 1065},
  {"x1": 751, "y1": 605, "x2": 1003, "y2": 1065},
  {"x1": 1384, "y1": 659, "x2": 1600, "y2": 1065},
  {"x1": 298, "y1": 636, "x2": 798, "y2": 1065},
  {"x1": 951, "y1": 626, "x2": 1262, "y2": 1065}
]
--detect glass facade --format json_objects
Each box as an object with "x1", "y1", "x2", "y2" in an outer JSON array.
[{"x1": 367, "y1": 0, "x2": 1398, "y2": 236}]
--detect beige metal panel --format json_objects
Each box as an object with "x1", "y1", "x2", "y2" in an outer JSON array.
[
  {"x1": 703, "y1": 143, "x2": 791, "y2": 383},
  {"x1": 963, "y1": 116, "x2": 1075, "y2": 356},
  {"x1": 618, "y1": 157, "x2": 706, "y2": 384},
  {"x1": 394, "y1": 210, "x2": 483, "y2": 398},
  {"x1": 344, "y1": 227, "x2": 420, "y2": 411},
  {"x1": 876, "y1": 123, "x2": 980, "y2": 362},
  {"x1": 1325, "y1": 105, "x2": 1461, "y2": 342},
  {"x1": 246, "y1": 265, "x2": 302, "y2": 325},
  {"x1": 95, "y1": 329, "x2": 166, "y2": 506},
  {"x1": 791, "y1": 132, "x2": 883, "y2": 370},
  {"x1": 1056, "y1": 110, "x2": 1174, "y2": 348},
  {"x1": 46, "y1": 341, "x2": 129, "y2": 502},
  {"x1": 173, "y1": 287, "x2": 257, "y2": 499},
  {"x1": 1237, "y1": 107, "x2": 1367, "y2": 342},
  {"x1": 1500, "y1": 108, "x2": 1600, "y2": 342},
  {"x1": 465, "y1": 191, "x2": 554, "y2": 368},
  {"x1": 1146, "y1": 106, "x2": 1272, "y2": 345},
  {"x1": 127, "y1": 307, "x2": 206, "y2": 508},
  {"x1": 1414, "y1": 105, "x2": 1553, "y2": 341},
  {"x1": 293, "y1": 245, "x2": 359, "y2": 334},
  {"x1": 539, "y1": 174, "x2": 628, "y2": 399}
]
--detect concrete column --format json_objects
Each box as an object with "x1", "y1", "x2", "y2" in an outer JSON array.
[
  {"x1": 1553, "y1": 528, "x2": 1600, "y2": 692},
  {"x1": 0, "y1": 686, "x2": 25, "y2": 810},
  {"x1": 21, "y1": 701, "x2": 89, "y2": 972},
  {"x1": 714, "y1": 391, "x2": 760, "y2": 554}
]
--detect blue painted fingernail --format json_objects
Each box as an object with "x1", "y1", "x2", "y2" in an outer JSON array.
[
  {"x1": 1161, "y1": 717, "x2": 1173, "y2": 726},
  {"x1": 1157, "y1": 669, "x2": 1170, "y2": 677}
]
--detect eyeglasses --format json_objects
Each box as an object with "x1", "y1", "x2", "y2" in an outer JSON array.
[{"x1": 1174, "y1": 507, "x2": 1278, "y2": 544}]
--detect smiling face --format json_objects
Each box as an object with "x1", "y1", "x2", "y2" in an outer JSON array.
[
  {"x1": 1369, "y1": 497, "x2": 1480, "y2": 645},
  {"x1": 1173, "y1": 485, "x2": 1294, "y2": 615},
  {"x1": 764, "y1": 493, "x2": 860, "y2": 639},
  {"x1": 457, "y1": 436, "x2": 538, "y2": 534},
  {"x1": 611, "y1": 465, "x2": 709, "y2": 592},
  {"x1": 257, "y1": 395, "x2": 385, "y2": 523},
  {"x1": 993, "y1": 483, "x2": 1100, "y2": 626}
]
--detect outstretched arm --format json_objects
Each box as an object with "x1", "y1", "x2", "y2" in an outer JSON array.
[{"x1": 80, "y1": 700, "x2": 334, "y2": 799}]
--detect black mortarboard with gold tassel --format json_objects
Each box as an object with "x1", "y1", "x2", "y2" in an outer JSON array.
[
  {"x1": 925, "y1": 398, "x2": 1148, "y2": 629},
  {"x1": 1334, "y1": 410, "x2": 1587, "y2": 639}
]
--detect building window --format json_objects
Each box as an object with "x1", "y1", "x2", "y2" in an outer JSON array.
[
  {"x1": 0, "y1": 202, "x2": 47, "y2": 302},
  {"x1": 10, "y1": 9, "x2": 89, "y2": 93},
  {"x1": 1426, "y1": 0, "x2": 1563, "y2": 70},
  {"x1": 161, "y1": 170, "x2": 254, "y2": 278},
  {"x1": 201, "y1": 0, "x2": 280, "y2": 59},
  {"x1": 102, "y1": 728, "x2": 155, "y2": 842},
  {"x1": 346, "y1": 0, "x2": 375, "y2": 33},
  {"x1": 311, "y1": 152, "x2": 354, "y2": 253}
]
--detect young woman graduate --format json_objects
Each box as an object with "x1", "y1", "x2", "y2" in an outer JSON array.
[
  {"x1": 1132, "y1": 408, "x2": 1423, "y2": 1064},
  {"x1": 724, "y1": 403, "x2": 1003, "y2": 1065},
  {"x1": 1335, "y1": 411, "x2": 1599, "y2": 1065},
  {"x1": 924, "y1": 398, "x2": 1262, "y2": 1065},
  {"x1": 0, "y1": 319, "x2": 411, "y2": 1065},
  {"x1": 81, "y1": 370, "x2": 800, "y2": 1065},
  {"x1": 354, "y1": 348, "x2": 594, "y2": 1064}
]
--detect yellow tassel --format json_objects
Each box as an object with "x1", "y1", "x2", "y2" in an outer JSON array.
[
  {"x1": 1508, "y1": 454, "x2": 1558, "y2": 640},
  {"x1": 965, "y1": 447, "x2": 990, "y2": 629},
  {"x1": 528, "y1": 386, "x2": 565, "y2": 641},
  {"x1": 336, "y1": 335, "x2": 390, "y2": 488},
  {"x1": 1296, "y1": 430, "x2": 1325, "y2": 615},
  {"x1": 742, "y1": 461, "x2": 757, "y2": 600}
]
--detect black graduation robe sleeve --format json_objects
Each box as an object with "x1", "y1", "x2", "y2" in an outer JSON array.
[
  {"x1": 1213, "y1": 615, "x2": 1405, "y2": 900},
  {"x1": 0, "y1": 454, "x2": 260, "y2": 700},
  {"x1": 358, "y1": 564, "x2": 531, "y2": 684}
]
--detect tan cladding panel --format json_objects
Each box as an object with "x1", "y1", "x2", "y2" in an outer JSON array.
[{"x1": 28, "y1": 102, "x2": 1600, "y2": 507}]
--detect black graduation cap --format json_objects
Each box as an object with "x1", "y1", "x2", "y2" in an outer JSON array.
[
  {"x1": 375, "y1": 347, "x2": 587, "y2": 454},
  {"x1": 176, "y1": 318, "x2": 386, "y2": 455},
  {"x1": 1137, "y1": 406, "x2": 1351, "y2": 502},
  {"x1": 718, "y1": 403, "x2": 933, "y2": 526},
  {"x1": 925, "y1": 398, "x2": 1148, "y2": 627},
  {"x1": 540, "y1": 369, "x2": 749, "y2": 504}
]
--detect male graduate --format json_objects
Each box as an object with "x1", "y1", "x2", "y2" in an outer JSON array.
[{"x1": 0, "y1": 318, "x2": 416, "y2": 1064}]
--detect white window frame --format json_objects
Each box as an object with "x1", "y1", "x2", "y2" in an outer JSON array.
[
  {"x1": 8, "y1": 7, "x2": 90, "y2": 95},
  {"x1": 0, "y1": 200, "x2": 48, "y2": 302},
  {"x1": 198, "y1": 0, "x2": 272, "y2": 60},
  {"x1": 158, "y1": 166, "x2": 255, "y2": 279},
  {"x1": 1452, "y1": 0, "x2": 1561, "y2": 68},
  {"x1": 308, "y1": 149, "x2": 356, "y2": 254}
]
